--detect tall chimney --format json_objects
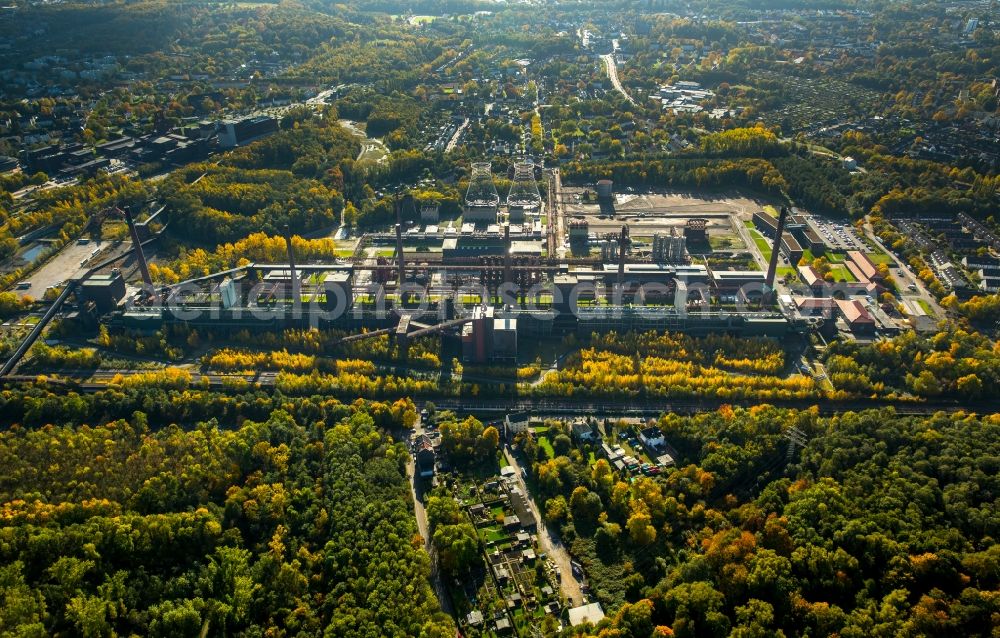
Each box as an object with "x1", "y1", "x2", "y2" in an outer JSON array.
[
  {"x1": 616, "y1": 225, "x2": 629, "y2": 294},
  {"x1": 395, "y1": 195, "x2": 406, "y2": 287},
  {"x1": 503, "y1": 224, "x2": 512, "y2": 289},
  {"x1": 121, "y1": 207, "x2": 152, "y2": 287},
  {"x1": 283, "y1": 224, "x2": 300, "y2": 302},
  {"x1": 765, "y1": 206, "x2": 790, "y2": 290}
]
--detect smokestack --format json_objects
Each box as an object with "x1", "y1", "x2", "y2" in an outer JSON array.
[
  {"x1": 616, "y1": 225, "x2": 629, "y2": 293},
  {"x1": 395, "y1": 223, "x2": 406, "y2": 287},
  {"x1": 503, "y1": 224, "x2": 512, "y2": 289},
  {"x1": 121, "y1": 207, "x2": 152, "y2": 288},
  {"x1": 765, "y1": 206, "x2": 790, "y2": 290},
  {"x1": 283, "y1": 224, "x2": 300, "y2": 302},
  {"x1": 395, "y1": 195, "x2": 409, "y2": 289}
]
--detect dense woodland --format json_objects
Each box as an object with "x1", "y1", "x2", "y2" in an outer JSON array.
[
  {"x1": 0, "y1": 387, "x2": 452, "y2": 637},
  {"x1": 159, "y1": 119, "x2": 357, "y2": 245},
  {"x1": 822, "y1": 329, "x2": 1000, "y2": 400},
  {"x1": 519, "y1": 407, "x2": 1000, "y2": 637},
  {"x1": 0, "y1": 383, "x2": 996, "y2": 636}
]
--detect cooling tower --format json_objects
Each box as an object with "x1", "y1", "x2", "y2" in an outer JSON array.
[
  {"x1": 507, "y1": 161, "x2": 541, "y2": 211},
  {"x1": 465, "y1": 162, "x2": 500, "y2": 223},
  {"x1": 466, "y1": 162, "x2": 500, "y2": 208}
]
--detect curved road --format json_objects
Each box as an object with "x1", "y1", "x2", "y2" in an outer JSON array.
[{"x1": 601, "y1": 54, "x2": 636, "y2": 106}]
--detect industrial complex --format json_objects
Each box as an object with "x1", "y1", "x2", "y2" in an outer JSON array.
[{"x1": 2, "y1": 166, "x2": 909, "y2": 375}]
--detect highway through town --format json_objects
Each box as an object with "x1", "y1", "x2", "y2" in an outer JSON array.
[
  {"x1": 444, "y1": 118, "x2": 469, "y2": 153},
  {"x1": 601, "y1": 54, "x2": 636, "y2": 106}
]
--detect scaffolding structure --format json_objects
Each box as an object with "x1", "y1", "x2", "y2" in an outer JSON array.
[
  {"x1": 507, "y1": 161, "x2": 541, "y2": 211},
  {"x1": 465, "y1": 162, "x2": 500, "y2": 225}
]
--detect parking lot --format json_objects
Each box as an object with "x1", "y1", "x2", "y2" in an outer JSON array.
[
  {"x1": 807, "y1": 215, "x2": 866, "y2": 251},
  {"x1": 14, "y1": 239, "x2": 114, "y2": 300}
]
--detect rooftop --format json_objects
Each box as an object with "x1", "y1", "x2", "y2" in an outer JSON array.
[
  {"x1": 568, "y1": 602, "x2": 606, "y2": 627},
  {"x1": 836, "y1": 298, "x2": 875, "y2": 325}
]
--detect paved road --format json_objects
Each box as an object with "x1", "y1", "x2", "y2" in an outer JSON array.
[
  {"x1": 601, "y1": 54, "x2": 636, "y2": 106},
  {"x1": 862, "y1": 219, "x2": 945, "y2": 317},
  {"x1": 552, "y1": 168, "x2": 567, "y2": 259},
  {"x1": 503, "y1": 447, "x2": 584, "y2": 606},
  {"x1": 445, "y1": 118, "x2": 469, "y2": 153},
  {"x1": 732, "y1": 212, "x2": 770, "y2": 271}
]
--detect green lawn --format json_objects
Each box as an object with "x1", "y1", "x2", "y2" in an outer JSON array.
[
  {"x1": 536, "y1": 436, "x2": 555, "y2": 460},
  {"x1": 482, "y1": 525, "x2": 508, "y2": 544},
  {"x1": 917, "y1": 299, "x2": 934, "y2": 315},
  {"x1": 751, "y1": 233, "x2": 773, "y2": 258},
  {"x1": 709, "y1": 234, "x2": 744, "y2": 250},
  {"x1": 868, "y1": 251, "x2": 894, "y2": 266},
  {"x1": 827, "y1": 265, "x2": 857, "y2": 282}
]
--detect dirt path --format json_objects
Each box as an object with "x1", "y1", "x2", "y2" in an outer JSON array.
[
  {"x1": 407, "y1": 419, "x2": 454, "y2": 617},
  {"x1": 503, "y1": 447, "x2": 584, "y2": 606}
]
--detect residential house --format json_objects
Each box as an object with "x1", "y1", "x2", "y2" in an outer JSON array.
[
  {"x1": 414, "y1": 435, "x2": 435, "y2": 478},
  {"x1": 638, "y1": 426, "x2": 665, "y2": 451}
]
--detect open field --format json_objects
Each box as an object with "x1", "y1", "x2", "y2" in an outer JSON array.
[{"x1": 339, "y1": 119, "x2": 389, "y2": 164}]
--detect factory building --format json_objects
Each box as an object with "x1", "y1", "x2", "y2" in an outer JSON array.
[
  {"x1": 798, "y1": 265, "x2": 826, "y2": 293},
  {"x1": 600, "y1": 233, "x2": 628, "y2": 262},
  {"x1": 652, "y1": 230, "x2": 686, "y2": 263},
  {"x1": 78, "y1": 270, "x2": 126, "y2": 314},
  {"x1": 569, "y1": 220, "x2": 589, "y2": 242},
  {"x1": 575, "y1": 305, "x2": 789, "y2": 337},
  {"x1": 753, "y1": 211, "x2": 803, "y2": 264},
  {"x1": 217, "y1": 116, "x2": 278, "y2": 148},
  {"x1": 219, "y1": 277, "x2": 239, "y2": 309},
  {"x1": 465, "y1": 162, "x2": 500, "y2": 225},
  {"x1": 683, "y1": 218, "x2": 708, "y2": 243},
  {"x1": 464, "y1": 205, "x2": 498, "y2": 224},
  {"x1": 322, "y1": 269, "x2": 354, "y2": 311},
  {"x1": 711, "y1": 269, "x2": 767, "y2": 296},
  {"x1": 461, "y1": 305, "x2": 494, "y2": 363},
  {"x1": 596, "y1": 179, "x2": 613, "y2": 199},
  {"x1": 836, "y1": 299, "x2": 876, "y2": 336},
  {"x1": 787, "y1": 214, "x2": 826, "y2": 256},
  {"x1": 493, "y1": 317, "x2": 518, "y2": 362},
  {"x1": 506, "y1": 161, "x2": 541, "y2": 225},
  {"x1": 443, "y1": 234, "x2": 507, "y2": 262},
  {"x1": 846, "y1": 251, "x2": 883, "y2": 283}
]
